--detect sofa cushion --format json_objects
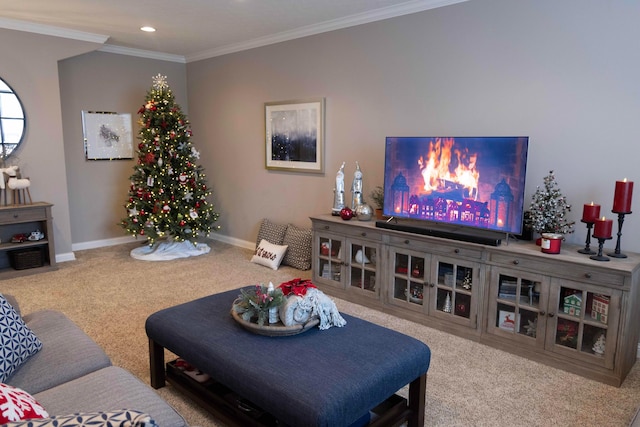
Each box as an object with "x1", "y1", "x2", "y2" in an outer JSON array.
[
  {"x1": 0, "y1": 383, "x2": 48, "y2": 423},
  {"x1": 3, "y1": 409, "x2": 158, "y2": 427},
  {"x1": 255, "y1": 218, "x2": 287, "y2": 247},
  {"x1": 33, "y1": 367, "x2": 187, "y2": 427},
  {"x1": 0, "y1": 295, "x2": 43, "y2": 383},
  {"x1": 251, "y1": 239, "x2": 288, "y2": 270},
  {"x1": 6, "y1": 310, "x2": 111, "y2": 394},
  {"x1": 282, "y1": 224, "x2": 312, "y2": 270}
]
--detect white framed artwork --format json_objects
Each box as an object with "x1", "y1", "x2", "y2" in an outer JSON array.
[{"x1": 82, "y1": 111, "x2": 133, "y2": 160}]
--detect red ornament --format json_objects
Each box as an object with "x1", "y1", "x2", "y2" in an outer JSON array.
[
  {"x1": 179, "y1": 220, "x2": 186, "y2": 227},
  {"x1": 340, "y1": 207, "x2": 354, "y2": 220},
  {"x1": 144, "y1": 153, "x2": 155, "y2": 164}
]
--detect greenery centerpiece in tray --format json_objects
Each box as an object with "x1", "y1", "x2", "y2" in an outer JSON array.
[{"x1": 232, "y1": 284, "x2": 285, "y2": 326}]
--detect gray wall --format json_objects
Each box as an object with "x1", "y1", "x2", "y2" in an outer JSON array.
[
  {"x1": 4, "y1": 0, "x2": 640, "y2": 257},
  {"x1": 59, "y1": 52, "x2": 187, "y2": 246},
  {"x1": 186, "y1": 0, "x2": 640, "y2": 250},
  {"x1": 0, "y1": 29, "x2": 100, "y2": 259}
]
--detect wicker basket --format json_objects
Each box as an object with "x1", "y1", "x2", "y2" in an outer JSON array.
[{"x1": 9, "y1": 247, "x2": 44, "y2": 270}]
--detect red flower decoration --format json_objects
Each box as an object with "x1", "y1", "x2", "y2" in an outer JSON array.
[
  {"x1": 278, "y1": 278, "x2": 317, "y2": 296},
  {"x1": 144, "y1": 152, "x2": 155, "y2": 164}
]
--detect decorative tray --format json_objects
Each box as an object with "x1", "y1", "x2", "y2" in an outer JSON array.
[{"x1": 230, "y1": 308, "x2": 319, "y2": 337}]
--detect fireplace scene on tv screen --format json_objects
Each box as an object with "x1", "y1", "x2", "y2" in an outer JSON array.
[{"x1": 383, "y1": 136, "x2": 528, "y2": 235}]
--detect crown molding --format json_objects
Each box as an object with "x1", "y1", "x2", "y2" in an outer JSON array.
[
  {"x1": 186, "y1": 0, "x2": 468, "y2": 62},
  {"x1": 0, "y1": 0, "x2": 467, "y2": 63},
  {"x1": 0, "y1": 17, "x2": 108, "y2": 44},
  {"x1": 99, "y1": 44, "x2": 186, "y2": 63}
]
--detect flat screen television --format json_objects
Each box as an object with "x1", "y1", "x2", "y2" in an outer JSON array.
[{"x1": 382, "y1": 136, "x2": 529, "y2": 237}]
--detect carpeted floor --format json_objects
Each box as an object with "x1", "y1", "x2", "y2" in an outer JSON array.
[{"x1": 2, "y1": 239, "x2": 640, "y2": 426}]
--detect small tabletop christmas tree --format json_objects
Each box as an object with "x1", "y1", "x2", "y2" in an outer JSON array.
[
  {"x1": 121, "y1": 74, "x2": 219, "y2": 259},
  {"x1": 528, "y1": 170, "x2": 574, "y2": 235}
]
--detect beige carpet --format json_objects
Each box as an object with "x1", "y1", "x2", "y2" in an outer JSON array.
[{"x1": 2, "y1": 240, "x2": 640, "y2": 426}]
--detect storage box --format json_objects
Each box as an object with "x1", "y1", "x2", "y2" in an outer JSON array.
[{"x1": 9, "y1": 247, "x2": 45, "y2": 270}]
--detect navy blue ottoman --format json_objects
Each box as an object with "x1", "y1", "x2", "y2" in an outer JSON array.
[{"x1": 146, "y1": 289, "x2": 431, "y2": 427}]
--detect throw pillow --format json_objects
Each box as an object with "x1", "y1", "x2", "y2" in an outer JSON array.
[
  {"x1": 251, "y1": 239, "x2": 288, "y2": 270},
  {"x1": 255, "y1": 219, "x2": 288, "y2": 247},
  {"x1": 0, "y1": 383, "x2": 48, "y2": 423},
  {"x1": 282, "y1": 224, "x2": 312, "y2": 270},
  {"x1": 3, "y1": 409, "x2": 158, "y2": 427},
  {"x1": 0, "y1": 295, "x2": 43, "y2": 383}
]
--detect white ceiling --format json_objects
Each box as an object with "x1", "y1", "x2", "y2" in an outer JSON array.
[{"x1": 0, "y1": 0, "x2": 467, "y2": 63}]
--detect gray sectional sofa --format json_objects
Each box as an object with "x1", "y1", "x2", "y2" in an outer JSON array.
[{"x1": 2, "y1": 294, "x2": 187, "y2": 426}]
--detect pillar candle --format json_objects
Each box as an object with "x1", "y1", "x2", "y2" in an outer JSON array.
[
  {"x1": 613, "y1": 179, "x2": 633, "y2": 213},
  {"x1": 593, "y1": 216, "x2": 613, "y2": 239},
  {"x1": 581, "y1": 202, "x2": 600, "y2": 223}
]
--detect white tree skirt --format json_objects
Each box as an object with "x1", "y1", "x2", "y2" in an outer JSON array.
[{"x1": 130, "y1": 239, "x2": 211, "y2": 261}]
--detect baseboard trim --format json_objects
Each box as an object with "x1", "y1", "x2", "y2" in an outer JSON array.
[
  {"x1": 55, "y1": 252, "x2": 76, "y2": 263},
  {"x1": 71, "y1": 236, "x2": 139, "y2": 252},
  {"x1": 70, "y1": 234, "x2": 255, "y2": 253}
]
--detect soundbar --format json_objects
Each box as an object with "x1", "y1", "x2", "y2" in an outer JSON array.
[{"x1": 375, "y1": 220, "x2": 503, "y2": 246}]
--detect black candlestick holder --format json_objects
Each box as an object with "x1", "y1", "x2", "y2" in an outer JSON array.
[
  {"x1": 590, "y1": 236, "x2": 613, "y2": 262},
  {"x1": 607, "y1": 211, "x2": 631, "y2": 259},
  {"x1": 577, "y1": 220, "x2": 596, "y2": 255}
]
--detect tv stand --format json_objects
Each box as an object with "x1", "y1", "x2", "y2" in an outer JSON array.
[
  {"x1": 375, "y1": 220, "x2": 503, "y2": 246},
  {"x1": 311, "y1": 214, "x2": 640, "y2": 386}
]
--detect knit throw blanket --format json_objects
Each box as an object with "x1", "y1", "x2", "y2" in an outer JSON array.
[{"x1": 280, "y1": 288, "x2": 346, "y2": 330}]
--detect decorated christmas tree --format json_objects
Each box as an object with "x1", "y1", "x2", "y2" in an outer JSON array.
[
  {"x1": 121, "y1": 74, "x2": 219, "y2": 258},
  {"x1": 528, "y1": 170, "x2": 574, "y2": 235}
]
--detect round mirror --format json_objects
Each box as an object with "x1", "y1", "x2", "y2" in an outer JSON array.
[{"x1": 0, "y1": 77, "x2": 26, "y2": 162}]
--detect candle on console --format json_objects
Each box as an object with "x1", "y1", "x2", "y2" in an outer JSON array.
[
  {"x1": 581, "y1": 202, "x2": 600, "y2": 223},
  {"x1": 613, "y1": 178, "x2": 633, "y2": 213},
  {"x1": 593, "y1": 216, "x2": 613, "y2": 239}
]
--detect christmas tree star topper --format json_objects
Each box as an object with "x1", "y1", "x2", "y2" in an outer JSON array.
[{"x1": 152, "y1": 74, "x2": 169, "y2": 90}]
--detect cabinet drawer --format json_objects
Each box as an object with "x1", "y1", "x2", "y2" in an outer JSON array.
[
  {"x1": 315, "y1": 223, "x2": 382, "y2": 242},
  {"x1": 388, "y1": 235, "x2": 483, "y2": 260},
  {"x1": 490, "y1": 253, "x2": 626, "y2": 287},
  {"x1": 0, "y1": 207, "x2": 47, "y2": 224}
]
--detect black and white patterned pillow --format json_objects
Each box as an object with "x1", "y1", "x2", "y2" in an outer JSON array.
[
  {"x1": 3, "y1": 409, "x2": 159, "y2": 427},
  {"x1": 282, "y1": 224, "x2": 312, "y2": 270},
  {"x1": 0, "y1": 294, "x2": 42, "y2": 382},
  {"x1": 255, "y1": 219, "x2": 288, "y2": 247}
]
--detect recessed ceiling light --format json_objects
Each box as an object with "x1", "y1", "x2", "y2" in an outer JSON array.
[{"x1": 140, "y1": 26, "x2": 156, "y2": 32}]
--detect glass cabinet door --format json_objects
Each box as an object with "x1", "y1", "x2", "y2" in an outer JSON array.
[
  {"x1": 487, "y1": 268, "x2": 548, "y2": 347},
  {"x1": 316, "y1": 235, "x2": 344, "y2": 287},
  {"x1": 429, "y1": 258, "x2": 479, "y2": 327},
  {"x1": 348, "y1": 240, "x2": 378, "y2": 296},
  {"x1": 390, "y1": 249, "x2": 428, "y2": 310},
  {"x1": 546, "y1": 278, "x2": 621, "y2": 369}
]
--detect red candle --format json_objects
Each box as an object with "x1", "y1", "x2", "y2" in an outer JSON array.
[
  {"x1": 581, "y1": 202, "x2": 600, "y2": 223},
  {"x1": 613, "y1": 179, "x2": 633, "y2": 213},
  {"x1": 593, "y1": 216, "x2": 613, "y2": 239}
]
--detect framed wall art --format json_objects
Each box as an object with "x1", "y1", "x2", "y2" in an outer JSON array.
[
  {"x1": 265, "y1": 98, "x2": 325, "y2": 173},
  {"x1": 82, "y1": 111, "x2": 133, "y2": 160}
]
